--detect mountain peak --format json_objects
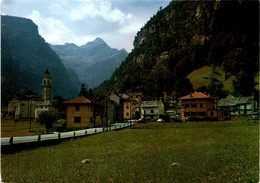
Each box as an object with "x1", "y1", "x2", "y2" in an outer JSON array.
[
  {"x1": 81, "y1": 38, "x2": 108, "y2": 48},
  {"x1": 120, "y1": 48, "x2": 128, "y2": 53},
  {"x1": 93, "y1": 37, "x2": 105, "y2": 44},
  {"x1": 64, "y1": 43, "x2": 78, "y2": 48}
]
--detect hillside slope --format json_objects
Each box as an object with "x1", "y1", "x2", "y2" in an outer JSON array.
[
  {"x1": 1, "y1": 15, "x2": 81, "y2": 105},
  {"x1": 50, "y1": 38, "x2": 128, "y2": 89},
  {"x1": 95, "y1": 1, "x2": 258, "y2": 98}
]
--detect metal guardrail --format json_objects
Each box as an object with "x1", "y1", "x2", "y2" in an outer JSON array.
[{"x1": 1, "y1": 122, "x2": 135, "y2": 146}]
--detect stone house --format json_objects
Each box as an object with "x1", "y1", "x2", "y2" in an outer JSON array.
[
  {"x1": 127, "y1": 92, "x2": 143, "y2": 103},
  {"x1": 107, "y1": 93, "x2": 120, "y2": 124},
  {"x1": 107, "y1": 100, "x2": 120, "y2": 124},
  {"x1": 217, "y1": 94, "x2": 258, "y2": 119},
  {"x1": 140, "y1": 100, "x2": 165, "y2": 120},
  {"x1": 120, "y1": 93, "x2": 136, "y2": 121},
  {"x1": 178, "y1": 92, "x2": 226, "y2": 121},
  {"x1": 63, "y1": 96, "x2": 104, "y2": 128}
]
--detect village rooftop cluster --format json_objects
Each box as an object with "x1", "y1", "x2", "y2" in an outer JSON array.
[{"x1": 5, "y1": 69, "x2": 259, "y2": 131}]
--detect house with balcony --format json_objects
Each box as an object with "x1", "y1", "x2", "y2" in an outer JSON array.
[
  {"x1": 217, "y1": 94, "x2": 258, "y2": 119},
  {"x1": 178, "y1": 92, "x2": 226, "y2": 121},
  {"x1": 140, "y1": 100, "x2": 164, "y2": 120}
]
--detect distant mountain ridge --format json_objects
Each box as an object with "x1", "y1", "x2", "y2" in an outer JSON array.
[
  {"x1": 1, "y1": 15, "x2": 81, "y2": 105},
  {"x1": 50, "y1": 38, "x2": 128, "y2": 89}
]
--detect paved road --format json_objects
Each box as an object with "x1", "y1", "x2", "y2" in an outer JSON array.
[{"x1": 1, "y1": 122, "x2": 135, "y2": 146}]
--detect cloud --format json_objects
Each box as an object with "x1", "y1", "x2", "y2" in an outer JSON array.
[
  {"x1": 117, "y1": 20, "x2": 143, "y2": 35},
  {"x1": 27, "y1": 10, "x2": 96, "y2": 45},
  {"x1": 69, "y1": 0, "x2": 132, "y2": 24},
  {"x1": 48, "y1": 3, "x2": 65, "y2": 15}
]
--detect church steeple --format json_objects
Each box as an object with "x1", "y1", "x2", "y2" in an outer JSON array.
[{"x1": 42, "y1": 68, "x2": 52, "y2": 101}]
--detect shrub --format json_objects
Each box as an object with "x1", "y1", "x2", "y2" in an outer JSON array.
[{"x1": 36, "y1": 110, "x2": 57, "y2": 133}]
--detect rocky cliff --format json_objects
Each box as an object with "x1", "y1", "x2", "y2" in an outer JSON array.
[
  {"x1": 95, "y1": 1, "x2": 258, "y2": 98},
  {"x1": 1, "y1": 15, "x2": 81, "y2": 105}
]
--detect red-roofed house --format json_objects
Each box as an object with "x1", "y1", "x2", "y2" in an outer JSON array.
[
  {"x1": 63, "y1": 96, "x2": 104, "y2": 127},
  {"x1": 178, "y1": 92, "x2": 226, "y2": 120}
]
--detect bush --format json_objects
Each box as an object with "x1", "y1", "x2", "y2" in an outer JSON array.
[{"x1": 36, "y1": 110, "x2": 57, "y2": 133}]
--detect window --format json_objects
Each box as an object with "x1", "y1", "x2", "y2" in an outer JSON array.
[
  {"x1": 184, "y1": 104, "x2": 190, "y2": 108},
  {"x1": 191, "y1": 112, "x2": 197, "y2": 117},
  {"x1": 198, "y1": 112, "x2": 206, "y2": 116},
  {"x1": 126, "y1": 106, "x2": 129, "y2": 109},
  {"x1": 126, "y1": 112, "x2": 129, "y2": 116},
  {"x1": 45, "y1": 106, "x2": 47, "y2": 109},
  {"x1": 200, "y1": 103, "x2": 203, "y2": 108},
  {"x1": 74, "y1": 117, "x2": 81, "y2": 123},
  {"x1": 191, "y1": 103, "x2": 197, "y2": 108},
  {"x1": 75, "y1": 104, "x2": 80, "y2": 111},
  {"x1": 151, "y1": 110, "x2": 154, "y2": 113},
  {"x1": 184, "y1": 112, "x2": 190, "y2": 117},
  {"x1": 210, "y1": 111, "x2": 214, "y2": 117}
]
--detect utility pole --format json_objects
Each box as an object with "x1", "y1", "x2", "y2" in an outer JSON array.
[{"x1": 29, "y1": 98, "x2": 32, "y2": 132}]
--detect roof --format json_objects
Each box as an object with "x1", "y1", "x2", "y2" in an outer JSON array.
[
  {"x1": 23, "y1": 90, "x2": 37, "y2": 96},
  {"x1": 63, "y1": 96, "x2": 104, "y2": 106},
  {"x1": 140, "y1": 100, "x2": 160, "y2": 108},
  {"x1": 108, "y1": 100, "x2": 119, "y2": 107},
  {"x1": 9, "y1": 90, "x2": 43, "y2": 102},
  {"x1": 120, "y1": 93, "x2": 131, "y2": 100},
  {"x1": 178, "y1": 92, "x2": 216, "y2": 100},
  {"x1": 218, "y1": 95, "x2": 254, "y2": 107},
  {"x1": 237, "y1": 97, "x2": 253, "y2": 104},
  {"x1": 89, "y1": 99, "x2": 105, "y2": 106},
  {"x1": 44, "y1": 68, "x2": 50, "y2": 75},
  {"x1": 36, "y1": 101, "x2": 52, "y2": 107}
]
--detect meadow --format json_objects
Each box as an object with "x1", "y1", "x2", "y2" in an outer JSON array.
[
  {"x1": 1, "y1": 119, "x2": 45, "y2": 137},
  {"x1": 1, "y1": 120, "x2": 259, "y2": 182}
]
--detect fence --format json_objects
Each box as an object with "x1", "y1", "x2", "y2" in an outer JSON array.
[{"x1": 1, "y1": 122, "x2": 135, "y2": 146}]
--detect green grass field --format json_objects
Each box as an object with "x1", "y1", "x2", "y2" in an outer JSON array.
[
  {"x1": 1, "y1": 120, "x2": 259, "y2": 182},
  {"x1": 1, "y1": 119, "x2": 46, "y2": 137}
]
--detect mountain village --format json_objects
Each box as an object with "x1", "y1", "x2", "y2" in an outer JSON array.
[
  {"x1": 1, "y1": 1, "x2": 259, "y2": 182},
  {"x1": 4, "y1": 69, "x2": 259, "y2": 132}
]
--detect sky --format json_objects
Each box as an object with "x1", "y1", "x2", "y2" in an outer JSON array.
[{"x1": 1, "y1": 0, "x2": 171, "y2": 52}]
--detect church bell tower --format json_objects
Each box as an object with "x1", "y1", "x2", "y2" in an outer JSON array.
[{"x1": 42, "y1": 69, "x2": 52, "y2": 101}]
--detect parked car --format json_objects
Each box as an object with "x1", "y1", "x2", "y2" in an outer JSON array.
[{"x1": 157, "y1": 119, "x2": 164, "y2": 122}]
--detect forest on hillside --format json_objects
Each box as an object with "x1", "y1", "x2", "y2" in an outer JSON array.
[{"x1": 94, "y1": 1, "x2": 259, "y2": 99}]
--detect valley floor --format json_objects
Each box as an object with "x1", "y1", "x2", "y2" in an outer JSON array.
[
  {"x1": 1, "y1": 120, "x2": 259, "y2": 182},
  {"x1": 1, "y1": 119, "x2": 45, "y2": 137}
]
